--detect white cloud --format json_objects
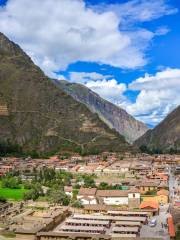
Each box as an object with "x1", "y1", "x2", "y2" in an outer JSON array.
[
  {"x1": 0, "y1": 0, "x2": 176, "y2": 77},
  {"x1": 97, "y1": 0, "x2": 178, "y2": 25},
  {"x1": 155, "y1": 26, "x2": 170, "y2": 36},
  {"x1": 69, "y1": 72, "x2": 112, "y2": 83},
  {"x1": 68, "y1": 71, "x2": 127, "y2": 104},
  {"x1": 125, "y1": 68, "x2": 180, "y2": 124},
  {"x1": 86, "y1": 79, "x2": 127, "y2": 104},
  {"x1": 72, "y1": 68, "x2": 180, "y2": 126},
  {"x1": 0, "y1": 0, "x2": 178, "y2": 126}
]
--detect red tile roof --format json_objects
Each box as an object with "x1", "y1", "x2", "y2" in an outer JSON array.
[
  {"x1": 78, "y1": 187, "x2": 97, "y2": 196},
  {"x1": 96, "y1": 190, "x2": 129, "y2": 197},
  {"x1": 167, "y1": 215, "x2": 175, "y2": 238},
  {"x1": 174, "y1": 200, "x2": 180, "y2": 207},
  {"x1": 139, "y1": 201, "x2": 159, "y2": 210}
]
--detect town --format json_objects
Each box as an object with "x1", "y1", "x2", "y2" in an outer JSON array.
[{"x1": 0, "y1": 152, "x2": 179, "y2": 240}]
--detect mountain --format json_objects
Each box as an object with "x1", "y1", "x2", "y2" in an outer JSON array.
[
  {"x1": 53, "y1": 80, "x2": 148, "y2": 143},
  {"x1": 135, "y1": 106, "x2": 180, "y2": 152},
  {"x1": 0, "y1": 32, "x2": 133, "y2": 155}
]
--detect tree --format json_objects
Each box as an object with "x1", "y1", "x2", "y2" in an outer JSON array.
[
  {"x1": 71, "y1": 200, "x2": 83, "y2": 208},
  {"x1": 98, "y1": 182, "x2": 109, "y2": 190},
  {"x1": 1, "y1": 176, "x2": 21, "y2": 189},
  {"x1": 48, "y1": 190, "x2": 70, "y2": 206},
  {"x1": 83, "y1": 175, "x2": 96, "y2": 188},
  {"x1": 139, "y1": 145, "x2": 151, "y2": 154},
  {"x1": 23, "y1": 183, "x2": 43, "y2": 201}
]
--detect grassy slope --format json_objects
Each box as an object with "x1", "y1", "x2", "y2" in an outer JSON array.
[{"x1": 0, "y1": 33, "x2": 133, "y2": 154}]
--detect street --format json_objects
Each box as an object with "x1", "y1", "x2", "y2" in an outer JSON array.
[{"x1": 140, "y1": 204, "x2": 170, "y2": 240}]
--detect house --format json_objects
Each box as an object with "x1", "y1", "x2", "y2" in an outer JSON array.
[
  {"x1": 139, "y1": 201, "x2": 159, "y2": 215},
  {"x1": 64, "y1": 186, "x2": 73, "y2": 198},
  {"x1": 96, "y1": 189, "x2": 140, "y2": 207},
  {"x1": 136, "y1": 180, "x2": 160, "y2": 194},
  {"x1": 157, "y1": 189, "x2": 169, "y2": 204},
  {"x1": 0, "y1": 165, "x2": 13, "y2": 176},
  {"x1": 77, "y1": 188, "x2": 97, "y2": 205},
  {"x1": 141, "y1": 189, "x2": 169, "y2": 205}
]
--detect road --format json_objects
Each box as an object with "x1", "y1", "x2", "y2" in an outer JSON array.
[{"x1": 140, "y1": 204, "x2": 170, "y2": 240}]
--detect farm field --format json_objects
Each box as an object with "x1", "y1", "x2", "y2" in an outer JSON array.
[{"x1": 0, "y1": 188, "x2": 27, "y2": 201}]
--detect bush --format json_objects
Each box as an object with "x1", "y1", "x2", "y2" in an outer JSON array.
[
  {"x1": 48, "y1": 190, "x2": 70, "y2": 206},
  {"x1": 1, "y1": 177, "x2": 21, "y2": 189}
]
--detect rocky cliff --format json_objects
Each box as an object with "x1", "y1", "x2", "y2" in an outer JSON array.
[{"x1": 53, "y1": 80, "x2": 148, "y2": 143}]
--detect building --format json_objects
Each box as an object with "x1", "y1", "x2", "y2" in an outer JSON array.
[
  {"x1": 64, "y1": 186, "x2": 73, "y2": 198},
  {"x1": 141, "y1": 189, "x2": 169, "y2": 205},
  {"x1": 139, "y1": 201, "x2": 159, "y2": 215},
  {"x1": 96, "y1": 189, "x2": 140, "y2": 207},
  {"x1": 77, "y1": 188, "x2": 97, "y2": 205},
  {"x1": 136, "y1": 181, "x2": 160, "y2": 194}
]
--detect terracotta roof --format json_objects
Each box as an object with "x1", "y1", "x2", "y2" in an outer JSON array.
[
  {"x1": 136, "y1": 181, "x2": 160, "y2": 187},
  {"x1": 174, "y1": 200, "x2": 180, "y2": 207},
  {"x1": 84, "y1": 204, "x2": 114, "y2": 211},
  {"x1": 167, "y1": 216, "x2": 175, "y2": 237},
  {"x1": 139, "y1": 201, "x2": 159, "y2": 210},
  {"x1": 96, "y1": 190, "x2": 129, "y2": 197},
  {"x1": 78, "y1": 187, "x2": 97, "y2": 196},
  {"x1": 157, "y1": 189, "x2": 169, "y2": 196},
  {"x1": 64, "y1": 186, "x2": 73, "y2": 192}
]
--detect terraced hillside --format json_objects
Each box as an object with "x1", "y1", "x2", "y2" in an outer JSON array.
[{"x1": 0, "y1": 32, "x2": 133, "y2": 155}]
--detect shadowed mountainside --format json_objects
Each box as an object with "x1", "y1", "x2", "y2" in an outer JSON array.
[{"x1": 135, "y1": 105, "x2": 180, "y2": 152}]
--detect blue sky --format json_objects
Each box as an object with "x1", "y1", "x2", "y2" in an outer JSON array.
[{"x1": 0, "y1": 0, "x2": 180, "y2": 127}]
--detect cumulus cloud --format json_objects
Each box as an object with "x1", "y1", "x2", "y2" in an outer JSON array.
[
  {"x1": 0, "y1": 0, "x2": 178, "y2": 126},
  {"x1": 86, "y1": 79, "x2": 127, "y2": 104},
  {"x1": 75, "y1": 68, "x2": 180, "y2": 126},
  {"x1": 125, "y1": 68, "x2": 180, "y2": 124},
  {"x1": 0, "y1": 0, "x2": 176, "y2": 77}
]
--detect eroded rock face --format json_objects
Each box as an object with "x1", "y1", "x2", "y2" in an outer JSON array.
[
  {"x1": 0, "y1": 32, "x2": 133, "y2": 154},
  {"x1": 53, "y1": 80, "x2": 148, "y2": 143}
]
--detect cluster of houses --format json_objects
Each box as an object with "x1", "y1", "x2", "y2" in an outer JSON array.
[
  {"x1": 0, "y1": 152, "x2": 179, "y2": 176},
  {"x1": 0, "y1": 153, "x2": 180, "y2": 239}
]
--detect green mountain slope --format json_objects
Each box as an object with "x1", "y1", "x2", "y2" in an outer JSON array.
[
  {"x1": 53, "y1": 80, "x2": 148, "y2": 143},
  {"x1": 0, "y1": 32, "x2": 133, "y2": 155},
  {"x1": 135, "y1": 105, "x2": 180, "y2": 152}
]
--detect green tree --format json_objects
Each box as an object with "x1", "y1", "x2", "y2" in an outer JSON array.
[
  {"x1": 23, "y1": 183, "x2": 43, "y2": 201},
  {"x1": 2, "y1": 176, "x2": 21, "y2": 189},
  {"x1": 98, "y1": 182, "x2": 109, "y2": 190},
  {"x1": 71, "y1": 200, "x2": 83, "y2": 208},
  {"x1": 48, "y1": 190, "x2": 70, "y2": 206},
  {"x1": 83, "y1": 175, "x2": 96, "y2": 188}
]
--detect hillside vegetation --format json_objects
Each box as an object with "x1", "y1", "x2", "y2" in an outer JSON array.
[{"x1": 0, "y1": 32, "x2": 133, "y2": 155}]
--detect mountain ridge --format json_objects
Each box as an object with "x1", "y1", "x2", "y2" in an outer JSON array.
[
  {"x1": 135, "y1": 105, "x2": 180, "y2": 152},
  {"x1": 53, "y1": 79, "x2": 148, "y2": 143},
  {"x1": 0, "y1": 32, "x2": 134, "y2": 155}
]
